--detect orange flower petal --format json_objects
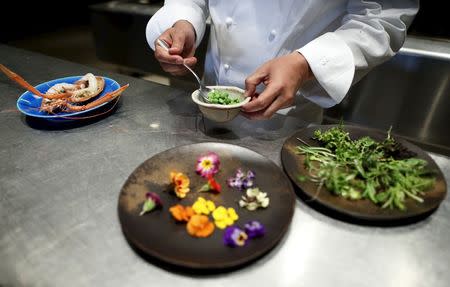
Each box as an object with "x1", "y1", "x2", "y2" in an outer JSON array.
[
  {"x1": 170, "y1": 172, "x2": 191, "y2": 198},
  {"x1": 175, "y1": 186, "x2": 190, "y2": 198},
  {"x1": 170, "y1": 172, "x2": 179, "y2": 183},
  {"x1": 186, "y1": 215, "x2": 203, "y2": 235},
  {"x1": 195, "y1": 221, "x2": 215, "y2": 237},
  {"x1": 183, "y1": 206, "x2": 195, "y2": 221},
  {"x1": 169, "y1": 205, "x2": 185, "y2": 221},
  {"x1": 173, "y1": 173, "x2": 189, "y2": 187},
  {"x1": 169, "y1": 205, "x2": 194, "y2": 222},
  {"x1": 186, "y1": 215, "x2": 215, "y2": 238}
]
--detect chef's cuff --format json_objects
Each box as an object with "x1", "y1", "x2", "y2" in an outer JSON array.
[
  {"x1": 297, "y1": 32, "x2": 355, "y2": 108},
  {"x1": 146, "y1": 4, "x2": 206, "y2": 50}
]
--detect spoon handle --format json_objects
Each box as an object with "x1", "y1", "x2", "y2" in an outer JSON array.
[{"x1": 156, "y1": 39, "x2": 170, "y2": 51}]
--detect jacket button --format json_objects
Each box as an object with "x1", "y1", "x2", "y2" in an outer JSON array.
[
  {"x1": 225, "y1": 17, "x2": 233, "y2": 28},
  {"x1": 269, "y1": 29, "x2": 277, "y2": 41}
]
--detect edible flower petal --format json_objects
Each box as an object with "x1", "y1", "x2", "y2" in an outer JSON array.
[
  {"x1": 244, "y1": 221, "x2": 265, "y2": 239},
  {"x1": 212, "y1": 206, "x2": 239, "y2": 229},
  {"x1": 242, "y1": 178, "x2": 254, "y2": 189},
  {"x1": 235, "y1": 169, "x2": 245, "y2": 179},
  {"x1": 192, "y1": 196, "x2": 216, "y2": 215},
  {"x1": 246, "y1": 170, "x2": 255, "y2": 180},
  {"x1": 170, "y1": 172, "x2": 190, "y2": 198},
  {"x1": 139, "y1": 192, "x2": 162, "y2": 216},
  {"x1": 227, "y1": 208, "x2": 238, "y2": 221},
  {"x1": 186, "y1": 214, "x2": 215, "y2": 238},
  {"x1": 223, "y1": 226, "x2": 248, "y2": 247},
  {"x1": 169, "y1": 204, "x2": 195, "y2": 222},
  {"x1": 208, "y1": 176, "x2": 222, "y2": 192},
  {"x1": 196, "y1": 152, "x2": 220, "y2": 178},
  {"x1": 227, "y1": 168, "x2": 255, "y2": 191},
  {"x1": 199, "y1": 175, "x2": 222, "y2": 193},
  {"x1": 239, "y1": 187, "x2": 270, "y2": 211}
]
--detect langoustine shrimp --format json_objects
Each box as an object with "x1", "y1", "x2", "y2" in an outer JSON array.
[{"x1": 0, "y1": 64, "x2": 128, "y2": 114}]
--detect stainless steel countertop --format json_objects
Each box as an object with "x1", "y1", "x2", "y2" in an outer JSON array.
[{"x1": 1, "y1": 45, "x2": 449, "y2": 287}]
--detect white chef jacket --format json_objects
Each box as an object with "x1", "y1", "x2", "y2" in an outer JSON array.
[{"x1": 146, "y1": 0, "x2": 418, "y2": 109}]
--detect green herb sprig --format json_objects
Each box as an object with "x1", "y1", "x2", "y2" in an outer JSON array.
[{"x1": 296, "y1": 126, "x2": 435, "y2": 210}]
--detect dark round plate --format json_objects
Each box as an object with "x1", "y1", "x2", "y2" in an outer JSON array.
[
  {"x1": 281, "y1": 125, "x2": 447, "y2": 221},
  {"x1": 118, "y1": 142, "x2": 295, "y2": 269}
]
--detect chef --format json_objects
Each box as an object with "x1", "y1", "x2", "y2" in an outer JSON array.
[{"x1": 146, "y1": 0, "x2": 418, "y2": 121}]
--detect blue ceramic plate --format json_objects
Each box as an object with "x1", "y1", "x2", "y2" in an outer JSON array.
[{"x1": 16, "y1": 75, "x2": 120, "y2": 119}]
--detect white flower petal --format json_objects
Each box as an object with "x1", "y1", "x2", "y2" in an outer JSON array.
[
  {"x1": 256, "y1": 193, "x2": 267, "y2": 201},
  {"x1": 247, "y1": 202, "x2": 258, "y2": 211}
]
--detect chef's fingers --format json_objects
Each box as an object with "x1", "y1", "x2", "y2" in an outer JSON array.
[
  {"x1": 244, "y1": 69, "x2": 267, "y2": 98},
  {"x1": 242, "y1": 95, "x2": 294, "y2": 120},
  {"x1": 160, "y1": 58, "x2": 198, "y2": 76},
  {"x1": 161, "y1": 57, "x2": 197, "y2": 70},
  {"x1": 159, "y1": 63, "x2": 188, "y2": 76},
  {"x1": 183, "y1": 57, "x2": 198, "y2": 67},
  {"x1": 261, "y1": 93, "x2": 295, "y2": 118},
  {"x1": 241, "y1": 83, "x2": 281, "y2": 113},
  {"x1": 169, "y1": 29, "x2": 187, "y2": 56},
  {"x1": 155, "y1": 44, "x2": 184, "y2": 65},
  {"x1": 241, "y1": 110, "x2": 266, "y2": 120},
  {"x1": 156, "y1": 52, "x2": 197, "y2": 67}
]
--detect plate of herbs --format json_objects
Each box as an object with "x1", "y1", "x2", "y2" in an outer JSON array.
[{"x1": 281, "y1": 124, "x2": 447, "y2": 221}]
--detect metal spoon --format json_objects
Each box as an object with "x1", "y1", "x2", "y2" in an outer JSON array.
[{"x1": 156, "y1": 39, "x2": 211, "y2": 103}]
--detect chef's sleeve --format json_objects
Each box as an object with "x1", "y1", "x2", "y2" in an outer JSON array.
[
  {"x1": 297, "y1": 0, "x2": 419, "y2": 108},
  {"x1": 146, "y1": 0, "x2": 208, "y2": 50}
]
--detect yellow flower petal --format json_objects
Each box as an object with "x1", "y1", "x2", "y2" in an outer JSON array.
[
  {"x1": 212, "y1": 205, "x2": 239, "y2": 229},
  {"x1": 192, "y1": 197, "x2": 213, "y2": 215},
  {"x1": 206, "y1": 200, "x2": 216, "y2": 211},
  {"x1": 215, "y1": 220, "x2": 227, "y2": 229},
  {"x1": 170, "y1": 172, "x2": 177, "y2": 182},
  {"x1": 175, "y1": 186, "x2": 189, "y2": 198},
  {"x1": 224, "y1": 217, "x2": 233, "y2": 226},
  {"x1": 171, "y1": 172, "x2": 191, "y2": 198},
  {"x1": 228, "y1": 208, "x2": 239, "y2": 220},
  {"x1": 212, "y1": 206, "x2": 227, "y2": 220},
  {"x1": 192, "y1": 202, "x2": 203, "y2": 214}
]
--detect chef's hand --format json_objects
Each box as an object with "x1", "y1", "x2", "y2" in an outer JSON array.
[
  {"x1": 154, "y1": 20, "x2": 197, "y2": 76},
  {"x1": 242, "y1": 52, "x2": 313, "y2": 120}
]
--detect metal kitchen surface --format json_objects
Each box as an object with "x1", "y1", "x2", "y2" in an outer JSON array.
[{"x1": 1, "y1": 45, "x2": 449, "y2": 287}]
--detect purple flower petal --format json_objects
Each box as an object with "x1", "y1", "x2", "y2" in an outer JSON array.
[
  {"x1": 235, "y1": 168, "x2": 244, "y2": 179},
  {"x1": 242, "y1": 178, "x2": 254, "y2": 189},
  {"x1": 223, "y1": 226, "x2": 248, "y2": 247},
  {"x1": 228, "y1": 168, "x2": 256, "y2": 191},
  {"x1": 227, "y1": 177, "x2": 243, "y2": 189},
  {"x1": 244, "y1": 221, "x2": 265, "y2": 239},
  {"x1": 146, "y1": 192, "x2": 162, "y2": 207},
  {"x1": 246, "y1": 170, "x2": 255, "y2": 180}
]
